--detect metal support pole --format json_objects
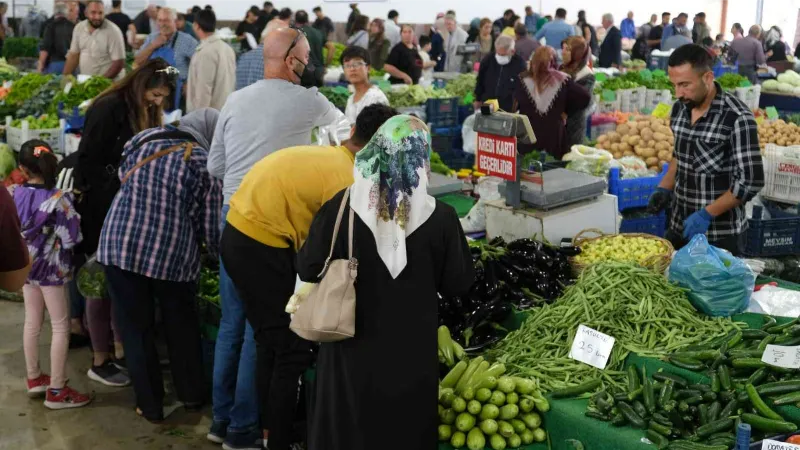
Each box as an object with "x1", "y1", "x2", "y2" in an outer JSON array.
[
  {"x1": 505, "y1": 153, "x2": 522, "y2": 209},
  {"x1": 755, "y1": 0, "x2": 764, "y2": 26}
]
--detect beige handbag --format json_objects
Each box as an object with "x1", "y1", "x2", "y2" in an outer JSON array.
[{"x1": 289, "y1": 188, "x2": 358, "y2": 342}]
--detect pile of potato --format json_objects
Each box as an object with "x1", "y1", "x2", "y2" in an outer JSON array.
[
  {"x1": 757, "y1": 119, "x2": 800, "y2": 149},
  {"x1": 595, "y1": 117, "x2": 675, "y2": 171}
]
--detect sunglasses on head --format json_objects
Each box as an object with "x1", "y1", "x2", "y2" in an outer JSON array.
[{"x1": 284, "y1": 26, "x2": 307, "y2": 61}]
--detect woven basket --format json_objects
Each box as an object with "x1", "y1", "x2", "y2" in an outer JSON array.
[{"x1": 570, "y1": 228, "x2": 674, "y2": 275}]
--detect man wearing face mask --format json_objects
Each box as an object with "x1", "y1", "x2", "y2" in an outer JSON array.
[
  {"x1": 473, "y1": 35, "x2": 526, "y2": 112},
  {"x1": 208, "y1": 32, "x2": 341, "y2": 448},
  {"x1": 648, "y1": 45, "x2": 764, "y2": 254}
]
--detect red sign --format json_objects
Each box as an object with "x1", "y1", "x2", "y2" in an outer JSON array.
[{"x1": 476, "y1": 132, "x2": 518, "y2": 181}]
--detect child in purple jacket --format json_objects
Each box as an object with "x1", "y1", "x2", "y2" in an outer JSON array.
[{"x1": 11, "y1": 140, "x2": 91, "y2": 410}]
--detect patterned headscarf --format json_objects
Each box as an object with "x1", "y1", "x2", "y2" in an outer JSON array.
[
  {"x1": 522, "y1": 46, "x2": 569, "y2": 115},
  {"x1": 351, "y1": 115, "x2": 436, "y2": 279}
]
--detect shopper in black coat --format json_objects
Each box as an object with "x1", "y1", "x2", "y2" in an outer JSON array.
[
  {"x1": 599, "y1": 14, "x2": 622, "y2": 68},
  {"x1": 473, "y1": 35, "x2": 526, "y2": 112}
]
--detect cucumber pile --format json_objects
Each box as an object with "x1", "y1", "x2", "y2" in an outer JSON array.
[
  {"x1": 439, "y1": 355, "x2": 548, "y2": 450},
  {"x1": 584, "y1": 317, "x2": 800, "y2": 449}
]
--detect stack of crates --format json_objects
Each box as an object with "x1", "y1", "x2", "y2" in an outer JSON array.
[
  {"x1": 744, "y1": 203, "x2": 800, "y2": 257},
  {"x1": 431, "y1": 125, "x2": 473, "y2": 170},
  {"x1": 609, "y1": 165, "x2": 669, "y2": 237}
]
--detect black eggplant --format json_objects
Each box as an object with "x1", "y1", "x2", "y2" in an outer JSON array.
[
  {"x1": 488, "y1": 236, "x2": 507, "y2": 247},
  {"x1": 507, "y1": 238, "x2": 544, "y2": 253},
  {"x1": 494, "y1": 260, "x2": 520, "y2": 285},
  {"x1": 464, "y1": 297, "x2": 512, "y2": 331}
]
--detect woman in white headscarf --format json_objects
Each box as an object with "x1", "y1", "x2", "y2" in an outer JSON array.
[
  {"x1": 297, "y1": 115, "x2": 474, "y2": 450},
  {"x1": 97, "y1": 108, "x2": 223, "y2": 423}
]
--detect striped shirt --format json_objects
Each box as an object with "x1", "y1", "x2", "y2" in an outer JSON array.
[{"x1": 97, "y1": 127, "x2": 223, "y2": 282}]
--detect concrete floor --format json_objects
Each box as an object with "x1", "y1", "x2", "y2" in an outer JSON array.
[{"x1": 0, "y1": 299, "x2": 216, "y2": 450}]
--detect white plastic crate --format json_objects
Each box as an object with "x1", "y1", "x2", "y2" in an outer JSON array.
[
  {"x1": 645, "y1": 89, "x2": 674, "y2": 111},
  {"x1": 762, "y1": 144, "x2": 800, "y2": 204},
  {"x1": 594, "y1": 94, "x2": 620, "y2": 114},
  {"x1": 5, "y1": 116, "x2": 66, "y2": 154}
]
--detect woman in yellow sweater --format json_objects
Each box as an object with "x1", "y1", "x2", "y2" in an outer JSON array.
[{"x1": 219, "y1": 104, "x2": 396, "y2": 450}]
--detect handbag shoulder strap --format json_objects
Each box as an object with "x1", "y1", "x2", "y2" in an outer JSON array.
[
  {"x1": 120, "y1": 142, "x2": 193, "y2": 185},
  {"x1": 317, "y1": 187, "x2": 351, "y2": 277}
]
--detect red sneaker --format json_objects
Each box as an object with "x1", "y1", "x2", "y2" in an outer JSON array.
[
  {"x1": 26, "y1": 374, "x2": 51, "y2": 397},
  {"x1": 44, "y1": 386, "x2": 92, "y2": 410}
]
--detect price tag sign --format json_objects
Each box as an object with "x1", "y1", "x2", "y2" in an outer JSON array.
[
  {"x1": 568, "y1": 325, "x2": 615, "y2": 370},
  {"x1": 761, "y1": 439, "x2": 800, "y2": 450},
  {"x1": 766, "y1": 106, "x2": 780, "y2": 120},
  {"x1": 476, "y1": 132, "x2": 517, "y2": 181},
  {"x1": 63, "y1": 82, "x2": 73, "y2": 95},
  {"x1": 761, "y1": 344, "x2": 800, "y2": 369}
]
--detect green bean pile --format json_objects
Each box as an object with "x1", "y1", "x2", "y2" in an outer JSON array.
[{"x1": 485, "y1": 262, "x2": 742, "y2": 392}]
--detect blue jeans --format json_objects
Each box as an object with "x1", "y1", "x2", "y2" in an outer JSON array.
[
  {"x1": 212, "y1": 205, "x2": 259, "y2": 433},
  {"x1": 44, "y1": 61, "x2": 65, "y2": 74}
]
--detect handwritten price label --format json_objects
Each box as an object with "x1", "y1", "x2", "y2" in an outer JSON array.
[
  {"x1": 568, "y1": 325, "x2": 615, "y2": 370},
  {"x1": 762, "y1": 439, "x2": 800, "y2": 450},
  {"x1": 761, "y1": 345, "x2": 800, "y2": 369}
]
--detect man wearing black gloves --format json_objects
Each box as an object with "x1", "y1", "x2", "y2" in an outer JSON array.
[{"x1": 648, "y1": 45, "x2": 764, "y2": 254}]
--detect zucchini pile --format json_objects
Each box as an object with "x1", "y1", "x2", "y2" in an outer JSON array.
[
  {"x1": 584, "y1": 317, "x2": 800, "y2": 449},
  {"x1": 439, "y1": 353, "x2": 549, "y2": 450}
]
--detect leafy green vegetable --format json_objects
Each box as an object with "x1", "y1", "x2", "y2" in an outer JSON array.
[
  {"x1": 199, "y1": 267, "x2": 220, "y2": 305},
  {"x1": 52, "y1": 76, "x2": 113, "y2": 111},
  {"x1": 11, "y1": 114, "x2": 60, "y2": 129},
  {"x1": 16, "y1": 76, "x2": 62, "y2": 118},
  {"x1": 318, "y1": 86, "x2": 350, "y2": 109},
  {"x1": 2, "y1": 37, "x2": 40, "y2": 60},
  {"x1": 77, "y1": 261, "x2": 107, "y2": 299},
  {"x1": 386, "y1": 85, "x2": 452, "y2": 107},
  {"x1": 322, "y1": 42, "x2": 347, "y2": 66},
  {"x1": 5, "y1": 73, "x2": 53, "y2": 107},
  {"x1": 716, "y1": 73, "x2": 746, "y2": 91},
  {"x1": 445, "y1": 73, "x2": 477, "y2": 102}
]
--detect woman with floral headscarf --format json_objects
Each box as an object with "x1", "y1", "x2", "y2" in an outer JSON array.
[
  {"x1": 561, "y1": 36, "x2": 595, "y2": 147},
  {"x1": 512, "y1": 45, "x2": 591, "y2": 159},
  {"x1": 297, "y1": 115, "x2": 474, "y2": 450}
]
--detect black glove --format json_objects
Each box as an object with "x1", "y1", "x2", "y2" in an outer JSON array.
[{"x1": 647, "y1": 187, "x2": 672, "y2": 214}]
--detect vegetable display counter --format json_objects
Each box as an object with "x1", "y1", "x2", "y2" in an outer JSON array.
[{"x1": 438, "y1": 280, "x2": 800, "y2": 450}]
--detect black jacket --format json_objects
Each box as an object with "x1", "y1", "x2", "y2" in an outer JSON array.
[
  {"x1": 474, "y1": 53, "x2": 526, "y2": 112},
  {"x1": 72, "y1": 93, "x2": 135, "y2": 255},
  {"x1": 599, "y1": 26, "x2": 622, "y2": 68}
]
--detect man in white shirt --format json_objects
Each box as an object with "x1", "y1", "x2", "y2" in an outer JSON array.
[
  {"x1": 444, "y1": 14, "x2": 468, "y2": 73},
  {"x1": 384, "y1": 9, "x2": 401, "y2": 48}
]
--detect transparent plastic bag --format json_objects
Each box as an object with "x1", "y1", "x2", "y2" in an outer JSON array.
[
  {"x1": 668, "y1": 234, "x2": 756, "y2": 317},
  {"x1": 462, "y1": 113, "x2": 478, "y2": 154},
  {"x1": 76, "y1": 255, "x2": 107, "y2": 299}
]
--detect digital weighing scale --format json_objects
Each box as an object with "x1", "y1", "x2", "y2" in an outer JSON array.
[
  {"x1": 472, "y1": 108, "x2": 619, "y2": 242},
  {"x1": 473, "y1": 109, "x2": 607, "y2": 210},
  {"x1": 456, "y1": 43, "x2": 481, "y2": 73}
]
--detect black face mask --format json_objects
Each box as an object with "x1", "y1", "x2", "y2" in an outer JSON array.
[{"x1": 292, "y1": 57, "x2": 314, "y2": 82}]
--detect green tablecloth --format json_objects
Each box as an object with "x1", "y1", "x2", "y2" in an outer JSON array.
[{"x1": 437, "y1": 193, "x2": 476, "y2": 218}]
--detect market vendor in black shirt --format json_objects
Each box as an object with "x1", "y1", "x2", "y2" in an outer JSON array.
[
  {"x1": 648, "y1": 45, "x2": 764, "y2": 254},
  {"x1": 384, "y1": 24, "x2": 423, "y2": 85},
  {"x1": 236, "y1": 7, "x2": 260, "y2": 52}
]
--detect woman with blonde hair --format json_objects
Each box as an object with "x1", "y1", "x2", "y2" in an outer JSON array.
[
  {"x1": 512, "y1": 46, "x2": 591, "y2": 159},
  {"x1": 560, "y1": 36, "x2": 595, "y2": 146}
]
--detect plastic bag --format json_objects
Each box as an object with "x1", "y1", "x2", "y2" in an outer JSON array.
[
  {"x1": 462, "y1": 112, "x2": 477, "y2": 154},
  {"x1": 747, "y1": 285, "x2": 800, "y2": 318},
  {"x1": 616, "y1": 156, "x2": 651, "y2": 179},
  {"x1": 668, "y1": 235, "x2": 755, "y2": 317},
  {"x1": 76, "y1": 255, "x2": 107, "y2": 299},
  {"x1": 314, "y1": 109, "x2": 351, "y2": 146},
  {"x1": 459, "y1": 176, "x2": 503, "y2": 233}
]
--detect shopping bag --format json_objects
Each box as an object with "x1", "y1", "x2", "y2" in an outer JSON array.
[
  {"x1": 462, "y1": 112, "x2": 478, "y2": 154},
  {"x1": 668, "y1": 234, "x2": 755, "y2": 317}
]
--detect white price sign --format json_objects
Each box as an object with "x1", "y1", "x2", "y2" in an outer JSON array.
[
  {"x1": 761, "y1": 345, "x2": 800, "y2": 369},
  {"x1": 762, "y1": 439, "x2": 800, "y2": 450},
  {"x1": 568, "y1": 325, "x2": 615, "y2": 370}
]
